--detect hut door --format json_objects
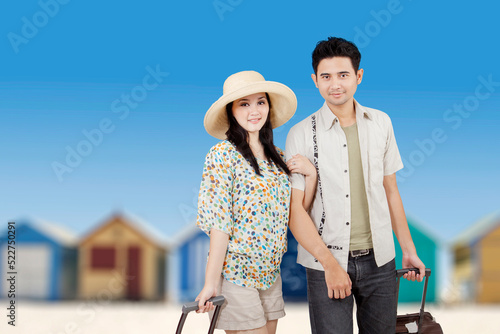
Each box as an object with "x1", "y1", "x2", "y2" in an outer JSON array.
[{"x1": 126, "y1": 246, "x2": 141, "y2": 300}]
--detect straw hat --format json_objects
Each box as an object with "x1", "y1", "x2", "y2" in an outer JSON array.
[{"x1": 204, "y1": 70, "x2": 297, "y2": 139}]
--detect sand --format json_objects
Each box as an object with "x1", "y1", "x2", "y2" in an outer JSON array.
[{"x1": 1, "y1": 300, "x2": 500, "y2": 333}]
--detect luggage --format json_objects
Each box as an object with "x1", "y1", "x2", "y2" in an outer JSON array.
[
  {"x1": 175, "y1": 295, "x2": 225, "y2": 334},
  {"x1": 396, "y1": 268, "x2": 443, "y2": 334}
]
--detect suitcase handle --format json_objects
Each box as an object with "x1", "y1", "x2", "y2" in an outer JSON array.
[
  {"x1": 182, "y1": 295, "x2": 226, "y2": 313},
  {"x1": 396, "y1": 267, "x2": 431, "y2": 278},
  {"x1": 175, "y1": 295, "x2": 225, "y2": 334},
  {"x1": 396, "y1": 268, "x2": 431, "y2": 334}
]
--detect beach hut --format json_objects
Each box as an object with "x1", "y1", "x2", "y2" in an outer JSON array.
[
  {"x1": 78, "y1": 212, "x2": 168, "y2": 301},
  {"x1": 281, "y1": 229, "x2": 307, "y2": 301},
  {"x1": 452, "y1": 211, "x2": 500, "y2": 303},
  {"x1": 0, "y1": 218, "x2": 78, "y2": 300},
  {"x1": 393, "y1": 216, "x2": 440, "y2": 303},
  {"x1": 171, "y1": 224, "x2": 210, "y2": 302}
]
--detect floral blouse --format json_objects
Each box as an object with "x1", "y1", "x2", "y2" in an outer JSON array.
[{"x1": 197, "y1": 140, "x2": 290, "y2": 289}]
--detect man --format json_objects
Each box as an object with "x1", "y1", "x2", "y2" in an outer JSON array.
[{"x1": 285, "y1": 37, "x2": 425, "y2": 333}]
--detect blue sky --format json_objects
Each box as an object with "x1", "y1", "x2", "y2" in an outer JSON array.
[{"x1": 1, "y1": 0, "x2": 499, "y2": 248}]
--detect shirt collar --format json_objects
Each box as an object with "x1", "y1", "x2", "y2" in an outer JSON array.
[{"x1": 319, "y1": 99, "x2": 372, "y2": 130}]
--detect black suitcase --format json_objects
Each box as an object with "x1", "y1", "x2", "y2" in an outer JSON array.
[
  {"x1": 175, "y1": 295, "x2": 225, "y2": 334},
  {"x1": 396, "y1": 268, "x2": 443, "y2": 334}
]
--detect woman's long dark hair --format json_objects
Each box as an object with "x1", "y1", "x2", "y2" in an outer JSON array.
[{"x1": 225, "y1": 93, "x2": 290, "y2": 176}]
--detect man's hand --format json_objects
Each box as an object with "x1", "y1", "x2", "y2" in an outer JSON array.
[
  {"x1": 402, "y1": 253, "x2": 425, "y2": 282},
  {"x1": 324, "y1": 261, "x2": 352, "y2": 299}
]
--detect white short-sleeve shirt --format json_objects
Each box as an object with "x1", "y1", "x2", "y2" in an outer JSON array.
[{"x1": 285, "y1": 100, "x2": 404, "y2": 271}]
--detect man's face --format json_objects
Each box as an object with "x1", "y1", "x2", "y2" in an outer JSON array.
[{"x1": 312, "y1": 57, "x2": 363, "y2": 110}]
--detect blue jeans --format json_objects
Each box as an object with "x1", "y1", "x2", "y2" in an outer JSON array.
[{"x1": 306, "y1": 252, "x2": 397, "y2": 334}]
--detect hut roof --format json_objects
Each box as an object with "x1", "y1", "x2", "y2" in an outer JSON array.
[
  {"x1": 452, "y1": 210, "x2": 500, "y2": 247},
  {"x1": 79, "y1": 211, "x2": 170, "y2": 249},
  {"x1": 170, "y1": 223, "x2": 206, "y2": 248},
  {"x1": 406, "y1": 214, "x2": 443, "y2": 245},
  {"x1": 17, "y1": 217, "x2": 78, "y2": 246}
]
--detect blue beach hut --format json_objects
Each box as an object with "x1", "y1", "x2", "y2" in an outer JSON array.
[
  {"x1": 171, "y1": 224, "x2": 210, "y2": 302},
  {"x1": 0, "y1": 218, "x2": 78, "y2": 300}
]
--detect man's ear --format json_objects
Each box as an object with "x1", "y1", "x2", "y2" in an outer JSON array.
[
  {"x1": 311, "y1": 73, "x2": 318, "y2": 88},
  {"x1": 356, "y1": 68, "x2": 364, "y2": 84}
]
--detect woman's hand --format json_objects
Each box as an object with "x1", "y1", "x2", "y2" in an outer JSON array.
[
  {"x1": 195, "y1": 283, "x2": 218, "y2": 313},
  {"x1": 287, "y1": 154, "x2": 316, "y2": 178}
]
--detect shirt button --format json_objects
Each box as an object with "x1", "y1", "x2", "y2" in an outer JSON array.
[
  {"x1": 346, "y1": 194, "x2": 349, "y2": 198},
  {"x1": 346, "y1": 222, "x2": 350, "y2": 225},
  {"x1": 343, "y1": 144, "x2": 347, "y2": 147},
  {"x1": 344, "y1": 170, "x2": 348, "y2": 173}
]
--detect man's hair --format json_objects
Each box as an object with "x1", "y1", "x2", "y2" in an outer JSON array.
[{"x1": 312, "y1": 37, "x2": 361, "y2": 74}]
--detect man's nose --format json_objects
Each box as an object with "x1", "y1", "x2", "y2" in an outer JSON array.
[{"x1": 330, "y1": 78, "x2": 341, "y2": 89}]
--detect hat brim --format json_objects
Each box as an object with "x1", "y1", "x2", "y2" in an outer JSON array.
[{"x1": 204, "y1": 81, "x2": 297, "y2": 140}]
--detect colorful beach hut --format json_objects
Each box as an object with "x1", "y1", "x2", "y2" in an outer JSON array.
[
  {"x1": 452, "y1": 211, "x2": 500, "y2": 303},
  {"x1": 0, "y1": 218, "x2": 78, "y2": 300},
  {"x1": 393, "y1": 216, "x2": 440, "y2": 303},
  {"x1": 78, "y1": 212, "x2": 168, "y2": 301},
  {"x1": 171, "y1": 224, "x2": 210, "y2": 302}
]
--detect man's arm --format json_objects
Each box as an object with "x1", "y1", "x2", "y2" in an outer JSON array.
[
  {"x1": 289, "y1": 188, "x2": 352, "y2": 299},
  {"x1": 302, "y1": 169, "x2": 317, "y2": 212},
  {"x1": 383, "y1": 173, "x2": 425, "y2": 281}
]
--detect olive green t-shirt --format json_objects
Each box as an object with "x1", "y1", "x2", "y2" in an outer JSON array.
[{"x1": 342, "y1": 123, "x2": 373, "y2": 251}]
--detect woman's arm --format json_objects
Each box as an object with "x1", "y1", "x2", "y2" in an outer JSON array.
[
  {"x1": 287, "y1": 154, "x2": 317, "y2": 211},
  {"x1": 196, "y1": 228, "x2": 229, "y2": 312}
]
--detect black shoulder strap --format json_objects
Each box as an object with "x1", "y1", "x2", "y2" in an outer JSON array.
[{"x1": 311, "y1": 115, "x2": 326, "y2": 236}]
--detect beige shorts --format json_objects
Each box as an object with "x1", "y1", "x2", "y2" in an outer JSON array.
[{"x1": 210, "y1": 275, "x2": 285, "y2": 331}]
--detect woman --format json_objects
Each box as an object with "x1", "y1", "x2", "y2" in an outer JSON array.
[{"x1": 196, "y1": 70, "x2": 316, "y2": 334}]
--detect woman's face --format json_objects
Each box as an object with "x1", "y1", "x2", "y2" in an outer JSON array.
[{"x1": 231, "y1": 92, "x2": 270, "y2": 135}]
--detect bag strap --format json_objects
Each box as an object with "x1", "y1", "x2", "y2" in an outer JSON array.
[{"x1": 311, "y1": 114, "x2": 326, "y2": 236}]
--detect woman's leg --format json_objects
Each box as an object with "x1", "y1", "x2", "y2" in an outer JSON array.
[
  {"x1": 226, "y1": 324, "x2": 268, "y2": 334},
  {"x1": 265, "y1": 319, "x2": 278, "y2": 334},
  {"x1": 225, "y1": 319, "x2": 277, "y2": 334}
]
